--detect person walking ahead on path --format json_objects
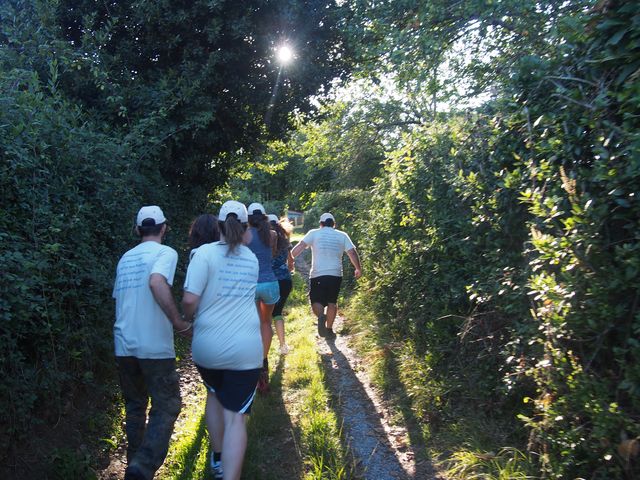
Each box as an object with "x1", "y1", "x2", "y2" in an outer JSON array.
[
  {"x1": 188, "y1": 213, "x2": 220, "y2": 261},
  {"x1": 246, "y1": 202, "x2": 279, "y2": 393},
  {"x1": 291, "y1": 212, "x2": 362, "y2": 339},
  {"x1": 113, "y1": 206, "x2": 192, "y2": 480},
  {"x1": 182, "y1": 201, "x2": 262, "y2": 480},
  {"x1": 268, "y1": 214, "x2": 294, "y2": 355}
]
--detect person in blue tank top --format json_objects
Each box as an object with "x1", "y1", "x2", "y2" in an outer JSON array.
[{"x1": 246, "y1": 202, "x2": 279, "y2": 393}]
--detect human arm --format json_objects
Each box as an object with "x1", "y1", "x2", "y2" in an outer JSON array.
[
  {"x1": 182, "y1": 248, "x2": 209, "y2": 328},
  {"x1": 182, "y1": 292, "x2": 201, "y2": 324},
  {"x1": 346, "y1": 248, "x2": 362, "y2": 279},
  {"x1": 149, "y1": 273, "x2": 192, "y2": 335},
  {"x1": 291, "y1": 240, "x2": 308, "y2": 258},
  {"x1": 287, "y1": 249, "x2": 295, "y2": 272},
  {"x1": 270, "y1": 230, "x2": 278, "y2": 256}
]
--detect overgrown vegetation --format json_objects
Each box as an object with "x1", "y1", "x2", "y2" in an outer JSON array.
[
  {"x1": 347, "y1": 2, "x2": 639, "y2": 477},
  {"x1": 241, "y1": 0, "x2": 640, "y2": 477},
  {"x1": 3, "y1": 0, "x2": 639, "y2": 477},
  {"x1": 0, "y1": 0, "x2": 348, "y2": 468}
]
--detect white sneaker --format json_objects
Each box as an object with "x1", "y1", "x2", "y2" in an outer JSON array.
[
  {"x1": 279, "y1": 344, "x2": 291, "y2": 355},
  {"x1": 210, "y1": 453, "x2": 223, "y2": 479}
]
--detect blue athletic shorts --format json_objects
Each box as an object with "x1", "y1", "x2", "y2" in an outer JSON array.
[
  {"x1": 195, "y1": 366, "x2": 261, "y2": 414},
  {"x1": 255, "y1": 280, "x2": 280, "y2": 305}
]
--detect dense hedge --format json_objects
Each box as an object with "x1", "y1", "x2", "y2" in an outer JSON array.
[
  {"x1": 352, "y1": 2, "x2": 639, "y2": 478},
  {"x1": 0, "y1": 67, "x2": 145, "y2": 450}
]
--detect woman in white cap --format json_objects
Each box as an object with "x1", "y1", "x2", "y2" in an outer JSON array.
[
  {"x1": 246, "y1": 202, "x2": 279, "y2": 393},
  {"x1": 182, "y1": 200, "x2": 262, "y2": 480}
]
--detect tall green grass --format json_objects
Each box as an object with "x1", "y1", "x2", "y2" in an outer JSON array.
[{"x1": 344, "y1": 294, "x2": 536, "y2": 479}]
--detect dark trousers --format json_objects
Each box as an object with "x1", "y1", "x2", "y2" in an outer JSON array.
[
  {"x1": 272, "y1": 278, "x2": 293, "y2": 317},
  {"x1": 116, "y1": 356, "x2": 181, "y2": 480}
]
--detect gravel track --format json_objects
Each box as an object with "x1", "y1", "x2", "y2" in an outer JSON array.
[{"x1": 295, "y1": 253, "x2": 440, "y2": 480}]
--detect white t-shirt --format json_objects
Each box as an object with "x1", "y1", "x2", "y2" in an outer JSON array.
[
  {"x1": 113, "y1": 241, "x2": 178, "y2": 359},
  {"x1": 184, "y1": 242, "x2": 262, "y2": 370},
  {"x1": 301, "y1": 227, "x2": 355, "y2": 278}
]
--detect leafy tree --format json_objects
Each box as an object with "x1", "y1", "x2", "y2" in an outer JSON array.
[
  {"x1": 332, "y1": 0, "x2": 640, "y2": 477},
  {"x1": 52, "y1": 0, "x2": 352, "y2": 215},
  {"x1": 345, "y1": 0, "x2": 584, "y2": 110},
  {"x1": 231, "y1": 78, "x2": 423, "y2": 210},
  {"x1": 0, "y1": 0, "x2": 143, "y2": 454}
]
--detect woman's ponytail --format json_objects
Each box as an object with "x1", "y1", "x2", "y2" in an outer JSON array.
[{"x1": 218, "y1": 214, "x2": 245, "y2": 254}]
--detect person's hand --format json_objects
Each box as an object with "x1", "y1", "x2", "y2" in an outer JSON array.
[
  {"x1": 176, "y1": 319, "x2": 193, "y2": 339},
  {"x1": 354, "y1": 268, "x2": 362, "y2": 279},
  {"x1": 179, "y1": 326, "x2": 193, "y2": 339}
]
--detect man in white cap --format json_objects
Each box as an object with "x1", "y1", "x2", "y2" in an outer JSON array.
[
  {"x1": 113, "y1": 206, "x2": 192, "y2": 480},
  {"x1": 291, "y1": 212, "x2": 362, "y2": 338}
]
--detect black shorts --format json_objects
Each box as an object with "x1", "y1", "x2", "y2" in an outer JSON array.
[
  {"x1": 195, "y1": 365, "x2": 261, "y2": 414},
  {"x1": 309, "y1": 275, "x2": 342, "y2": 306}
]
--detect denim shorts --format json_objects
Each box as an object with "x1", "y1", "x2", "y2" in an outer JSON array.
[{"x1": 255, "y1": 280, "x2": 280, "y2": 305}]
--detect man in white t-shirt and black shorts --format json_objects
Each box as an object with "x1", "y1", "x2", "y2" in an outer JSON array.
[{"x1": 291, "y1": 212, "x2": 362, "y2": 339}]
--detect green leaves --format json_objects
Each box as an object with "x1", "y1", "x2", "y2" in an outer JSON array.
[{"x1": 324, "y1": 1, "x2": 640, "y2": 478}]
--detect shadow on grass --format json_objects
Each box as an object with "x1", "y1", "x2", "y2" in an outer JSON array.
[
  {"x1": 320, "y1": 335, "x2": 438, "y2": 480},
  {"x1": 380, "y1": 347, "x2": 439, "y2": 477},
  {"x1": 243, "y1": 355, "x2": 304, "y2": 480},
  {"x1": 174, "y1": 412, "x2": 207, "y2": 480}
]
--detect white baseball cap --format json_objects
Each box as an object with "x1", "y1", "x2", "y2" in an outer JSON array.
[
  {"x1": 247, "y1": 202, "x2": 266, "y2": 216},
  {"x1": 219, "y1": 200, "x2": 248, "y2": 223},
  {"x1": 136, "y1": 206, "x2": 166, "y2": 226},
  {"x1": 267, "y1": 214, "x2": 279, "y2": 223},
  {"x1": 320, "y1": 212, "x2": 335, "y2": 223}
]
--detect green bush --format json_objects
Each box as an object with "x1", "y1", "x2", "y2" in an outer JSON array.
[
  {"x1": 351, "y1": 3, "x2": 640, "y2": 477},
  {"x1": 0, "y1": 64, "x2": 143, "y2": 453}
]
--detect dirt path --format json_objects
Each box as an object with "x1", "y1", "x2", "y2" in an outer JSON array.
[
  {"x1": 295, "y1": 253, "x2": 440, "y2": 480},
  {"x1": 317, "y1": 318, "x2": 440, "y2": 480}
]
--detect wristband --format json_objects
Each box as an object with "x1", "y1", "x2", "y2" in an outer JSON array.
[{"x1": 177, "y1": 323, "x2": 192, "y2": 333}]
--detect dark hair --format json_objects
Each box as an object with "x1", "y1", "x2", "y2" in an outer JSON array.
[
  {"x1": 188, "y1": 214, "x2": 220, "y2": 249},
  {"x1": 248, "y1": 213, "x2": 272, "y2": 246},
  {"x1": 272, "y1": 222, "x2": 290, "y2": 252},
  {"x1": 321, "y1": 218, "x2": 335, "y2": 228},
  {"x1": 137, "y1": 223, "x2": 164, "y2": 237},
  {"x1": 218, "y1": 215, "x2": 246, "y2": 254}
]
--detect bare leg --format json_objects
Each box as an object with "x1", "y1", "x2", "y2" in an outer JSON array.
[
  {"x1": 311, "y1": 302, "x2": 325, "y2": 319},
  {"x1": 325, "y1": 303, "x2": 338, "y2": 330},
  {"x1": 274, "y1": 317, "x2": 286, "y2": 348},
  {"x1": 257, "y1": 301, "x2": 275, "y2": 358},
  {"x1": 221, "y1": 410, "x2": 248, "y2": 480},
  {"x1": 205, "y1": 391, "x2": 224, "y2": 455}
]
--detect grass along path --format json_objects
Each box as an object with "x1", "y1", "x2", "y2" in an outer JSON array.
[{"x1": 156, "y1": 272, "x2": 355, "y2": 479}]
